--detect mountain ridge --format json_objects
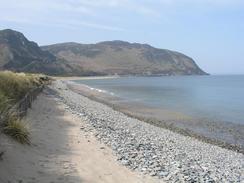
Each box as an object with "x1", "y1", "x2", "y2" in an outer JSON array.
[
  {"x1": 0, "y1": 29, "x2": 207, "y2": 76},
  {"x1": 0, "y1": 29, "x2": 80, "y2": 75},
  {"x1": 42, "y1": 41, "x2": 207, "y2": 76}
]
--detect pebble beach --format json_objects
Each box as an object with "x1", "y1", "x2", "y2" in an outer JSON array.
[{"x1": 53, "y1": 80, "x2": 244, "y2": 182}]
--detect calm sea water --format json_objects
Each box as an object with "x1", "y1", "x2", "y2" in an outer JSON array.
[{"x1": 76, "y1": 75, "x2": 244, "y2": 125}]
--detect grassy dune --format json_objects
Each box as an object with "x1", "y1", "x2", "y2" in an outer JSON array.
[{"x1": 0, "y1": 71, "x2": 49, "y2": 144}]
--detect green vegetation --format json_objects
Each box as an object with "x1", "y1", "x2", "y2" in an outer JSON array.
[
  {"x1": 3, "y1": 114, "x2": 30, "y2": 144},
  {"x1": 0, "y1": 71, "x2": 49, "y2": 144},
  {"x1": 0, "y1": 71, "x2": 45, "y2": 102},
  {"x1": 0, "y1": 91, "x2": 10, "y2": 115}
]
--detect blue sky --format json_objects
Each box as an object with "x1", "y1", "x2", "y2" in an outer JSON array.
[{"x1": 0, "y1": 0, "x2": 243, "y2": 74}]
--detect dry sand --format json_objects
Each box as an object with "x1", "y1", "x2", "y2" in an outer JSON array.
[{"x1": 0, "y1": 90, "x2": 161, "y2": 183}]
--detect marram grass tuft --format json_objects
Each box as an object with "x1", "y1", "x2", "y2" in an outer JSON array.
[{"x1": 3, "y1": 114, "x2": 30, "y2": 144}]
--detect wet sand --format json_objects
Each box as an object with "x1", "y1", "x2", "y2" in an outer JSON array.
[{"x1": 67, "y1": 81, "x2": 244, "y2": 153}]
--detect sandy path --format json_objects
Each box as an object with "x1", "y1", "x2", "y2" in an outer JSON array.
[{"x1": 0, "y1": 89, "x2": 161, "y2": 183}]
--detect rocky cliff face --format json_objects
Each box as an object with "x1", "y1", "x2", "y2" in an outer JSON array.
[{"x1": 0, "y1": 29, "x2": 207, "y2": 76}]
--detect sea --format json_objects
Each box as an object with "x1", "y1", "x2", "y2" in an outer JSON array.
[
  {"x1": 76, "y1": 75, "x2": 244, "y2": 124},
  {"x1": 74, "y1": 75, "x2": 244, "y2": 148}
]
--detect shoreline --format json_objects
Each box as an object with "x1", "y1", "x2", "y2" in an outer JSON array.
[
  {"x1": 0, "y1": 82, "x2": 158, "y2": 183},
  {"x1": 66, "y1": 80, "x2": 244, "y2": 154},
  {"x1": 52, "y1": 75, "x2": 119, "y2": 81},
  {"x1": 54, "y1": 80, "x2": 243, "y2": 182}
]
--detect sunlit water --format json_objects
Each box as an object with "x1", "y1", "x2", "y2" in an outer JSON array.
[{"x1": 75, "y1": 75, "x2": 244, "y2": 125}]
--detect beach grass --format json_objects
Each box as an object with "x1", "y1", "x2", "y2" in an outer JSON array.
[
  {"x1": 0, "y1": 71, "x2": 45, "y2": 102},
  {"x1": 0, "y1": 71, "x2": 49, "y2": 143},
  {"x1": 3, "y1": 114, "x2": 30, "y2": 144}
]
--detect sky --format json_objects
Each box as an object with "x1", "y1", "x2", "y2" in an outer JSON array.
[{"x1": 0, "y1": 0, "x2": 243, "y2": 74}]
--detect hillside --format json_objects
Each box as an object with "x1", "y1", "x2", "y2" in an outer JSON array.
[
  {"x1": 42, "y1": 41, "x2": 207, "y2": 76},
  {"x1": 0, "y1": 29, "x2": 207, "y2": 76},
  {"x1": 0, "y1": 29, "x2": 79, "y2": 76}
]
